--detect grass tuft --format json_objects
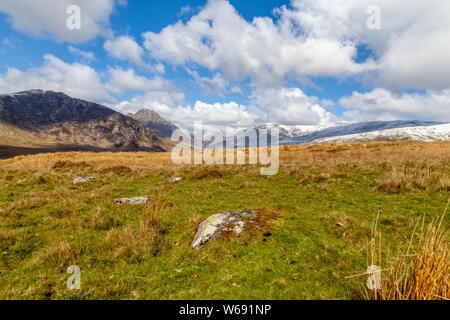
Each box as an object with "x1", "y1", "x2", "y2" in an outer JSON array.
[{"x1": 364, "y1": 198, "x2": 450, "y2": 300}]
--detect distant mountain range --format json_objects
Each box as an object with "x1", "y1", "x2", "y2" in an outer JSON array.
[
  {"x1": 249, "y1": 121, "x2": 450, "y2": 146},
  {"x1": 0, "y1": 90, "x2": 169, "y2": 158}
]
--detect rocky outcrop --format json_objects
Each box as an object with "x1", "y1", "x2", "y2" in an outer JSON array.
[
  {"x1": 191, "y1": 210, "x2": 258, "y2": 249},
  {"x1": 73, "y1": 177, "x2": 94, "y2": 184},
  {"x1": 114, "y1": 197, "x2": 149, "y2": 205}
]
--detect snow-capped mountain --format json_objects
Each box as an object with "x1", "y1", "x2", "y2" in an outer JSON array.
[{"x1": 252, "y1": 120, "x2": 450, "y2": 145}]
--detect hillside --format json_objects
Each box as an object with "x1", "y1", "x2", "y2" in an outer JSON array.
[{"x1": 0, "y1": 90, "x2": 165, "y2": 158}]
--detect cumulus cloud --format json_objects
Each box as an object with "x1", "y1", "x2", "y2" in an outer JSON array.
[
  {"x1": 106, "y1": 67, "x2": 177, "y2": 94},
  {"x1": 104, "y1": 35, "x2": 166, "y2": 73},
  {"x1": 251, "y1": 87, "x2": 337, "y2": 125},
  {"x1": 143, "y1": 0, "x2": 374, "y2": 86},
  {"x1": 282, "y1": 0, "x2": 450, "y2": 90},
  {"x1": 340, "y1": 88, "x2": 450, "y2": 121},
  {"x1": 104, "y1": 36, "x2": 145, "y2": 66},
  {"x1": 187, "y1": 69, "x2": 228, "y2": 96},
  {"x1": 143, "y1": 0, "x2": 450, "y2": 91},
  {"x1": 0, "y1": 54, "x2": 113, "y2": 102},
  {"x1": 0, "y1": 0, "x2": 118, "y2": 43}
]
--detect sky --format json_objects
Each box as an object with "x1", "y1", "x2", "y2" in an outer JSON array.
[{"x1": 0, "y1": 0, "x2": 449, "y2": 130}]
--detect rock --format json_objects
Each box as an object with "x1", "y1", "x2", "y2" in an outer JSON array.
[
  {"x1": 73, "y1": 177, "x2": 94, "y2": 184},
  {"x1": 191, "y1": 210, "x2": 258, "y2": 249},
  {"x1": 113, "y1": 197, "x2": 149, "y2": 205},
  {"x1": 165, "y1": 177, "x2": 182, "y2": 183}
]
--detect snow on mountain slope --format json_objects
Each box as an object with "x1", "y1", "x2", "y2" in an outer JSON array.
[
  {"x1": 247, "y1": 121, "x2": 450, "y2": 146},
  {"x1": 314, "y1": 123, "x2": 450, "y2": 144}
]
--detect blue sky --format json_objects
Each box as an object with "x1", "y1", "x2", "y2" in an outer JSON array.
[{"x1": 0, "y1": 0, "x2": 449, "y2": 129}]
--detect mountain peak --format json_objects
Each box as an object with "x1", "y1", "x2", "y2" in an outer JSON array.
[
  {"x1": 3, "y1": 89, "x2": 60, "y2": 96},
  {"x1": 128, "y1": 109, "x2": 178, "y2": 137}
]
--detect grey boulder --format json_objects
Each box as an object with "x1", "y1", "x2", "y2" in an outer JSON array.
[
  {"x1": 73, "y1": 177, "x2": 94, "y2": 184},
  {"x1": 165, "y1": 177, "x2": 182, "y2": 183},
  {"x1": 114, "y1": 197, "x2": 149, "y2": 205},
  {"x1": 191, "y1": 210, "x2": 258, "y2": 249}
]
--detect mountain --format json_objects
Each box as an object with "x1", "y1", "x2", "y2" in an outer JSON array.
[
  {"x1": 254, "y1": 121, "x2": 450, "y2": 145},
  {"x1": 0, "y1": 90, "x2": 165, "y2": 157},
  {"x1": 209, "y1": 120, "x2": 450, "y2": 149},
  {"x1": 128, "y1": 109, "x2": 178, "y2": 137}
]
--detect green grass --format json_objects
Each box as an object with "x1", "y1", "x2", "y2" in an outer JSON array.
[{"x1": 0, "y1": 160, "x2": 449, "y2": 300}]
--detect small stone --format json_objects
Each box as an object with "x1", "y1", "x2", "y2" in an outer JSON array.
[
  {"x1": 165, "y1": 177, "x2": 182, "y2": 183},
  {"x1": 73, "y1": 177, "x2": 94, "y2": 184},
  {"x1": 114, "y1": 197, "x2": 149, "y2": 205},
  {"x1": 191, "y1": 210, "x2": 258, "y2": 249}
]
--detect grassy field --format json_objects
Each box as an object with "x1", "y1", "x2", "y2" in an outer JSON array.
[{"x1": 0, "y1": 141, "x2": 449, "y2": 300}]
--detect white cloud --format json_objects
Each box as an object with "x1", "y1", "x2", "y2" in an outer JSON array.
[
  {"x1": 104, "y1": 35, "x2": 145, "y2": 67},
  {"x1": 187, "y1": 69, "x2": 228, "y2": 96},
  {"x1": 106, "y1": 67, "x2": 181, "y2": 95},
  {"x1": 0, "y1": 0, "x2": 117, "y2": 43},
  {"x1": 143, "y1": 0, "x2": 375, "y2": 86},
  {"x1": 0, "y1": 54, "x2": 113, "y2": 102},
  {"x1": 282, "y1": 0, "x2": 450, "y2": 90},
  {"x1": 143, "y1": 0, "x2": 450, "y2": 91},
  {"x1": 104, "y1": 35, "x2": 166, "y2": 73},
  {"x1": 340, "y1": 88, "x2": 450, "y2": 121},
  {"x1": 177, "y1": 5, "x2": 194, "y2": 17},
  {"x1": 251, "y1": 87, "x2": 337, "y2": 125},
  {"x1": 68, "y1": 46, "x2": 96, "y2": 62}
]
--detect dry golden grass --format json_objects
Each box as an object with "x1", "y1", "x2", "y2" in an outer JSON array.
[
  {"x1": 192, "y1": 167, "x2": 225, "y2": 180},
  {"x1": 36, "y1": 240, "x2": 81, "y2": 271},
  {"x1": 1, "y1": 140, "x2": 449, "y2": 171},
  {"x1": 105, "y1": 197, "x2": 170, "y2": 260},
  {"x1": 365, "y1": 198, "x2": 450, "y2": 300},
  {"x1": 376, "y1": 163, "x2": 450, "y2": 192}
]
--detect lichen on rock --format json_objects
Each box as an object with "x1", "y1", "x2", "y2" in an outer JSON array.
[{"x1": 191, "y1": 210, "x2": 258, "y2": 249}]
